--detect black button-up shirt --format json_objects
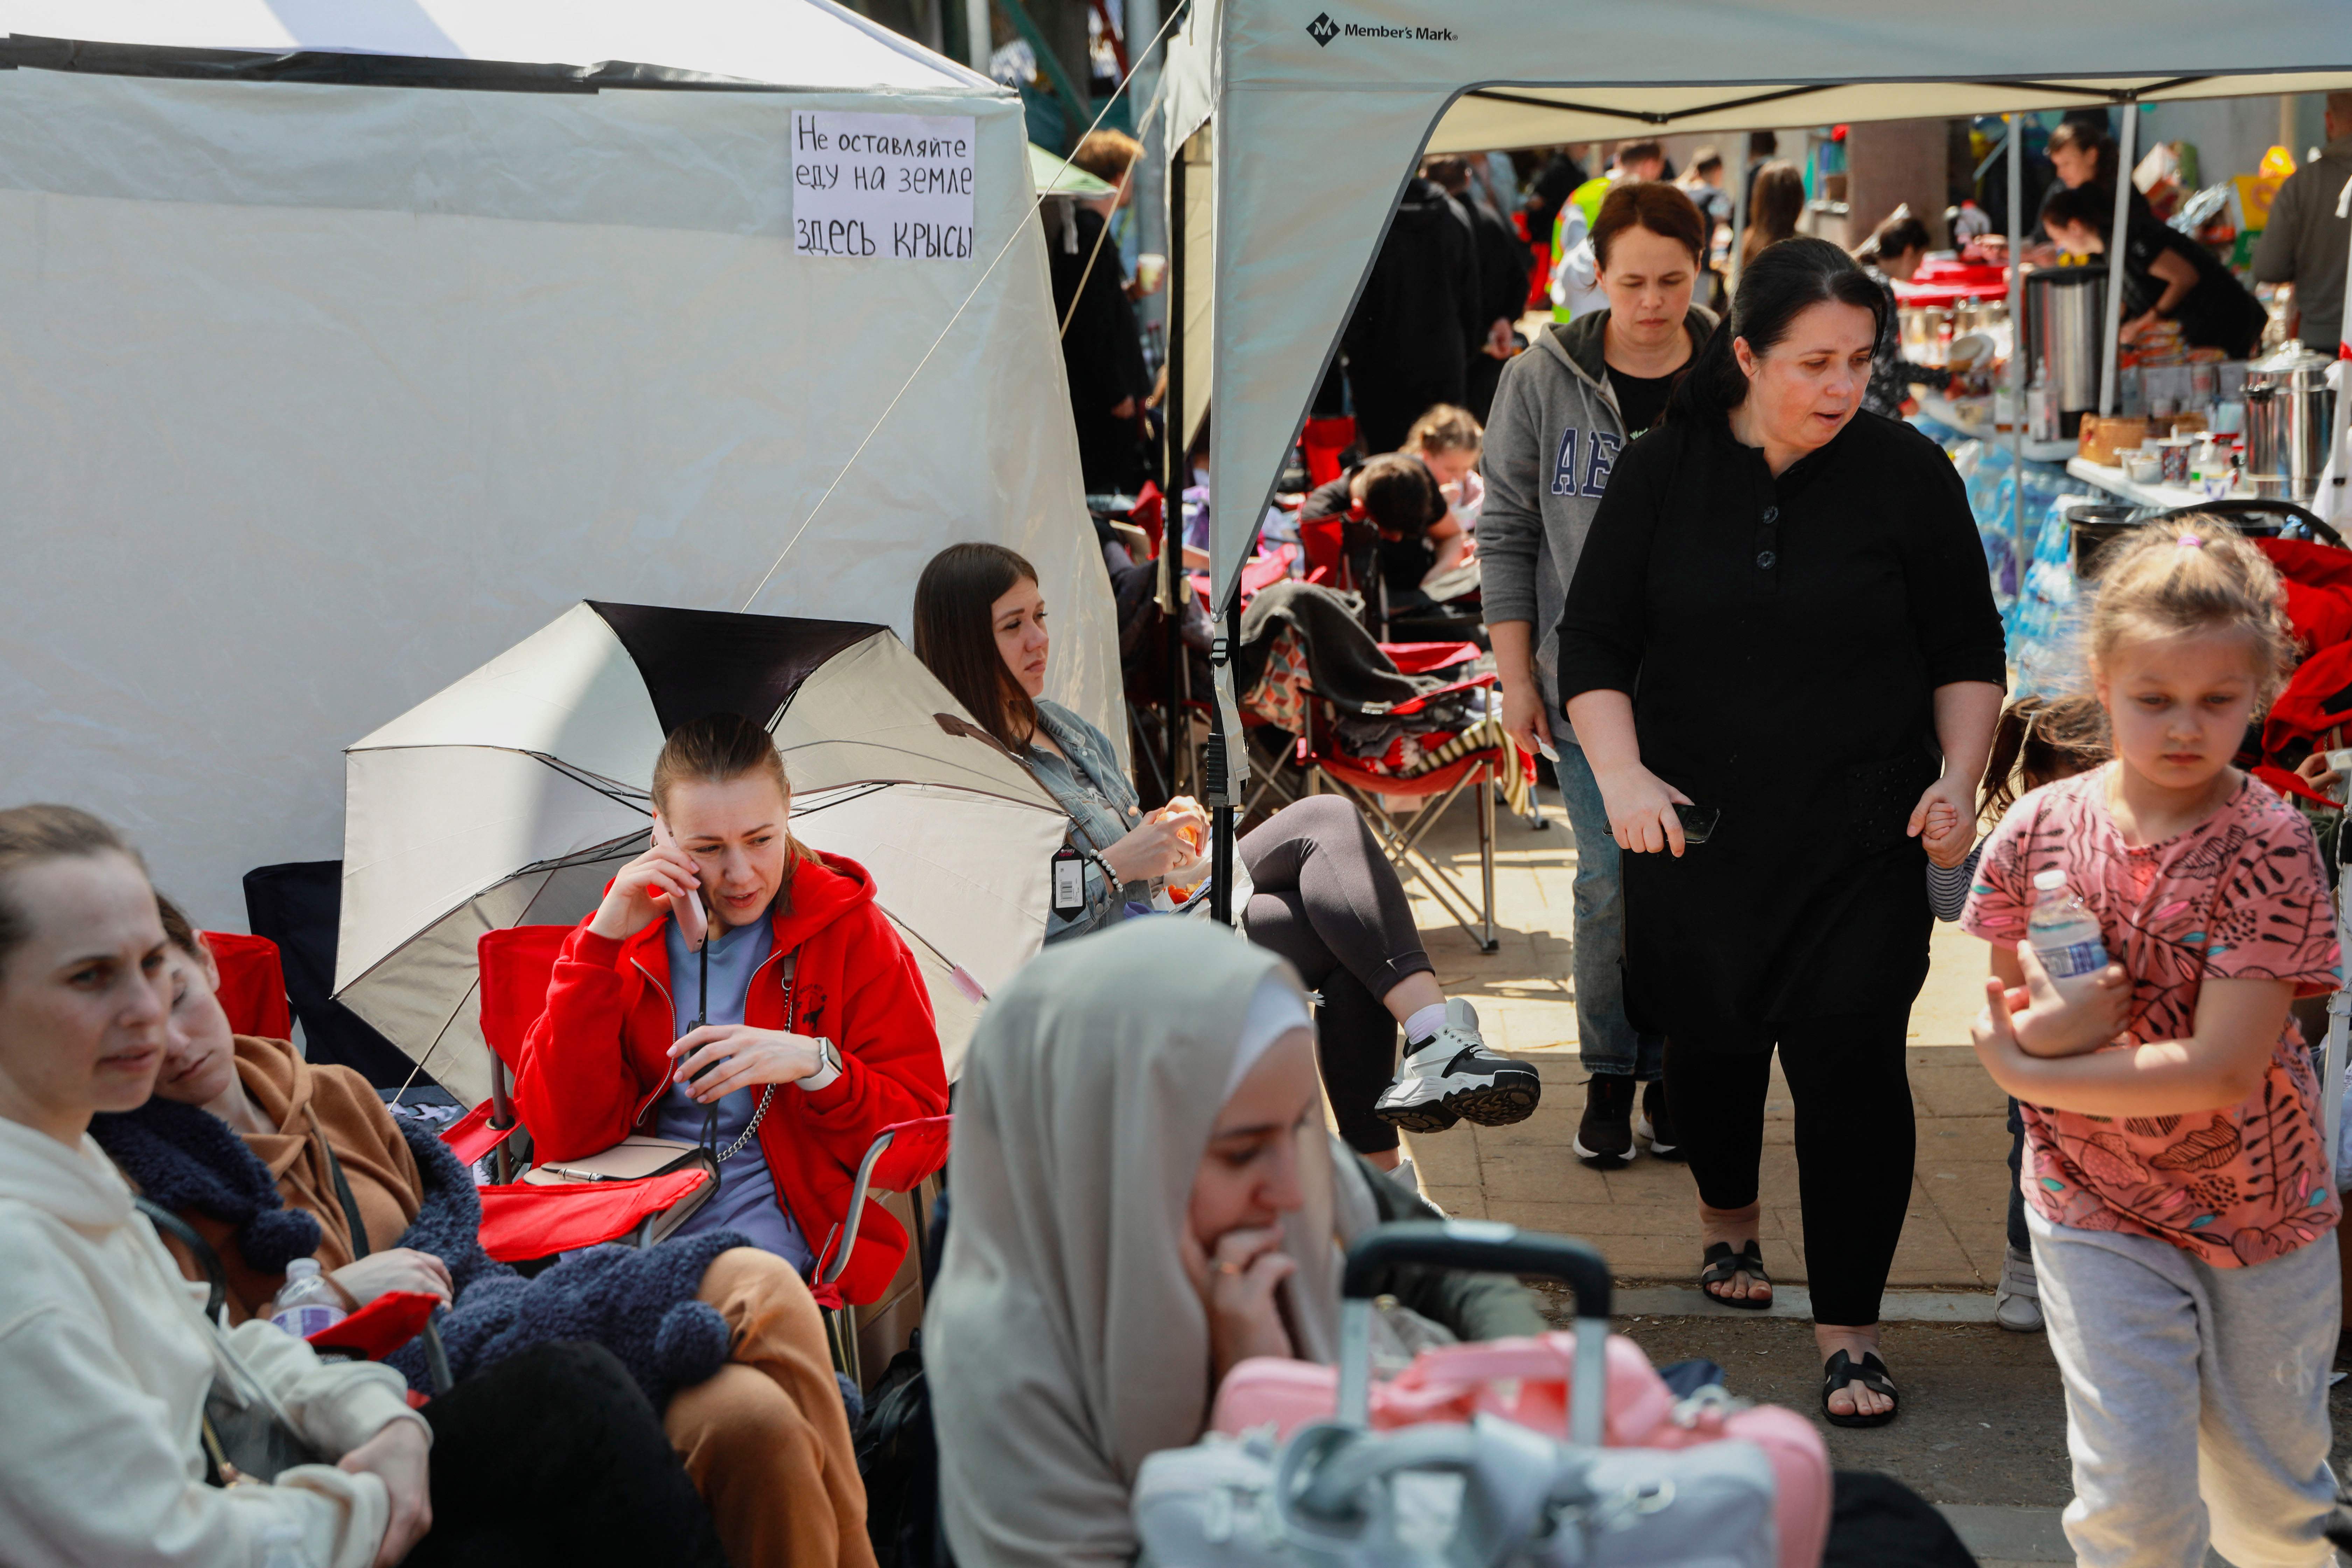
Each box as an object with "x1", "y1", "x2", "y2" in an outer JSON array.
[{"x1": 1555, "y1": 408, "x2": 2005, "y2": 1032}]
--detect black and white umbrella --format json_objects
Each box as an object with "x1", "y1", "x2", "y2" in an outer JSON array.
[{"x1": 332, "y1": 600, "x2": 1067, "y2": 1102}]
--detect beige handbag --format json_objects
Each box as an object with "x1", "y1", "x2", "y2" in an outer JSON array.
[
  {"x1": 520, "y1": 1138, "x2": 720, "y2": 1245},
  {"x1": 515, "y1": 948, "x2": 797, "y2": 1245}
]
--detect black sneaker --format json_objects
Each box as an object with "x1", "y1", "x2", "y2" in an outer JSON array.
[
  {"x1": 1636, "y1": 1079, "x2": 1683, "y2": 1161},
  {"x1": 1574, "y1": 1072, "x2": 1637, "y2": 1168},
  {"x1": 1373, "y1": 1000, "x2": 1543, "y2": 1132}
]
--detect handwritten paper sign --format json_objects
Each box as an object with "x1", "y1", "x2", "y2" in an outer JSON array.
[{"x1": 792, "y1": 111, "x2": 977, "y2": 261}]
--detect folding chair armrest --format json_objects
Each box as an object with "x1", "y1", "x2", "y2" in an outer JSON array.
[{"x1": 817, "y1": 1129, "x2": 898, "y2": 1289}]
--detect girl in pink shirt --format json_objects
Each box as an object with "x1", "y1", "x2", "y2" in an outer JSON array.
[{"x1": 1964, "y1": 519, "x2": 2342, "y2": 1568}]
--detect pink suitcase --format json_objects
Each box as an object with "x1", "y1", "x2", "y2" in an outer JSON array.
[{"x1": 1212, "y1": 1329, "x2": 1830, "y2": 1568}]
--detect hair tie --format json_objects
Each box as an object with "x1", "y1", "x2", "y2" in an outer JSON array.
[{"x1": 2177, "y1": 535, "x2": 2205, "y2": 550}]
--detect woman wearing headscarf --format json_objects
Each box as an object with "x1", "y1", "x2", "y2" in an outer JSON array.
[{"x1": 925, "y1": 921, "x2": 1541, "y2": 1568}]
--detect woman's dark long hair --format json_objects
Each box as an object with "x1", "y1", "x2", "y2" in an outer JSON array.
[
  {"x1": 913, "y1": 542, "x2": 1041, "y2": 751},
  {"x1": 1667, "y1": 236, "x2": 1888, "y2": 424}
]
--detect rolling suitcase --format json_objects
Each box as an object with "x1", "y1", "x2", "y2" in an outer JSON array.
[{"x1": 1133, "y1": 1220, "x2": 1780, "y2": 1567}]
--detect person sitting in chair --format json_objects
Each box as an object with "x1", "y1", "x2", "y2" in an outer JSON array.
[
  {"x1": 0, "y1": 804, "x2": 721, "y2": 1568},
  {"x1": 98, "y1": 896, "x2": 878, "y2": 1568},
  {"x1": 1298, "y1": 450, "x2": 1450, "y2": 634},
  {"x1": 927, "y1": 920, "x2": 1545, "y2": 1568},
  {"x1": 912, "y1": 542, "x2": 1539, "y2": 1181}
]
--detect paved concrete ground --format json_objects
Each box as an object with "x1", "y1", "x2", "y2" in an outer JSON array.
[
  {"x1": 1372, "y1": 785, "x2": 2352, "y2": 1563},
  {"x1": 1389, "y1": 793, "x2": 2014, "y2": 1290}
]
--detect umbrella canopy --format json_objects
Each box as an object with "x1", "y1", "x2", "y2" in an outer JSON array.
[
  {"x1": 1029, "y1": 142, "x2": 1118, "y2": 200},
  {"x1": 335, "y1": 600, "x2": 1066, "y2": 1102},
  {"x1": 1160, "y1": 0, "x2": 2352, "y2": 611}
]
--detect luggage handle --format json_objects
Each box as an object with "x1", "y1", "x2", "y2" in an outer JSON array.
[
  {"x1": 1340, "y1": 1220, "x2": 1611, "y2": 1312},
  {"x1": 1336, "y1": 1221, "x2": 1611, "y2": 1449}
]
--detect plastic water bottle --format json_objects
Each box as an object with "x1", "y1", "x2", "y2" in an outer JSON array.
[
  {"x1": 2027, "y1": 869, "x2": 2110, "y2": 1001},
  {"x1": 269, "y1": 1258, "x2": 346, "y2": 1339}
]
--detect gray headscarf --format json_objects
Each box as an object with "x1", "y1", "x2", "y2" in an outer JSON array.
[{"x1": 928, "y1": 919, "x2": 1340, "y2": 1568}]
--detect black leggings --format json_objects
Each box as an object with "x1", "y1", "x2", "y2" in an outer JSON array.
[
  {"x1": 1662, "y1": 1009, "x2": 1915, "y2": 1328},
  {"x1": 1241, "y1": 795, "x2": 1435, "y2": 1155},
  {"x1": 408, "y1": 1341, "x2": 726, "y2": 1568}
]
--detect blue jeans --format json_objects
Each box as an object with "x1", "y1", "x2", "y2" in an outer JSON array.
[{"x1": 1549, "y1": 724, "x2": 1665, "y2": 1079}]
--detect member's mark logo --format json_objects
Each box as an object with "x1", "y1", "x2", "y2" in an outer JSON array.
[{"x1": 1306, "y1": 11, "x2": 1339, "y2": 45}]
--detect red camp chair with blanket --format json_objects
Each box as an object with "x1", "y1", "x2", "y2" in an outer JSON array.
[
  {"x1": 1295, "y1": 642, "x2": 1533, "y2": 954},
  {"x1": 457, "y1": 926, "x2": 715, "y2": 1262},
  {"x1": 201, "y1": 930, "x2": 294, "y2": 1042}
]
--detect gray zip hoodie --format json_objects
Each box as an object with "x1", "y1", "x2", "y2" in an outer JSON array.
[{"x1": 1478, "y1": 305, "x2": 1716, "y2": 718}]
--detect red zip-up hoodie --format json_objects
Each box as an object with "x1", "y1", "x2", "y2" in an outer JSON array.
[{"x1": 514, "y1": 850, "x2": 947, "y2": 1304}]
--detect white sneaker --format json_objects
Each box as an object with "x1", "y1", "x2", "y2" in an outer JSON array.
[
  {"x1": 1994, "y1": 1245, "x2": 2043, "y2": 1333},
  {"x1": 1373, "y1": 999, "x2": 1543, "y2": 1133}
]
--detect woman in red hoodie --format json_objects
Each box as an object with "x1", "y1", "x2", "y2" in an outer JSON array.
[{"x1": 516, "y1": 712, "x2": 948, "y2": 1307}]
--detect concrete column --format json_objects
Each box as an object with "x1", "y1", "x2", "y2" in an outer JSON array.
[{"x1": 1843, "y1": 118, "x2": 1952, "y2": 252}]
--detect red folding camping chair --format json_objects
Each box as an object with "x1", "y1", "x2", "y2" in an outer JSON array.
[
  {"x1": 457, "y1": 925, "x2": 715, "y2": 1262},
  {"x1": 1301, "y1": 414, "x2": 1357, "y2": 488},
  {"x1": 1296, "y1": 642, "x2": 1528, "y2": 953},
  {"x1": 808, "y1": 1114, "x2": 952, "y2": 1387},
  {"x1": 201, "y1": 930, "x2": 294, "y2": 1041}
]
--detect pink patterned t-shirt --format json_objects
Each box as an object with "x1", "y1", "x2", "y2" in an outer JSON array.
[{"x1": 1962, "y1": 765, "x2": 2342, "y2": 1265}]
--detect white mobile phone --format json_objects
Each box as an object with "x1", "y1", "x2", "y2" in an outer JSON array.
[{"x1": 650, "y1": 818, "x2": 708, "y2": 948}]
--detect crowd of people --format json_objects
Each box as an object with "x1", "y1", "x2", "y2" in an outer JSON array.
[{"x1": 4, "y1": 128, "x2": 2348, "y2": 1568}]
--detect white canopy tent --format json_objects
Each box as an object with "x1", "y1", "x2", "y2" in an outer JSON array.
[
  {"x1": 1166, "y1": 1, "x2": 2352, "y2": 1138},
  {"x1": 1163, "y1": 0, "x2": 2352, "y2": 613},
  {"x1": 0, "y1": 0, "x2": 1118, "y2": 928}
]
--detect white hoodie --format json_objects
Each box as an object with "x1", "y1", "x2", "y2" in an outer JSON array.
[{"x1": 0, "y1": 1116, "x2": 426, "y2": 1568}]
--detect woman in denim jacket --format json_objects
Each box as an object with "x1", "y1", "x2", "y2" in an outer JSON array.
[{"x1": 913, "y1": 544, "x2": 1541, "y2": 1172}]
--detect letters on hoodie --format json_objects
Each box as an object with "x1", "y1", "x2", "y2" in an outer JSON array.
[{"x1": 1548, "y1": 426, "x2": 1621, "y2": 499}]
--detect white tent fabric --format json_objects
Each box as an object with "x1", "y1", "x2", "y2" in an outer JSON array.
[
  {"x1": 1177, "y1": 0, "x2": 2352, "y2": 608},
  {"x1": 0, "y1": 0, "x2": 1120, "y2": 931},
  {"x1": 2, "y1": 0, "x2": 988, "y2": 92}
]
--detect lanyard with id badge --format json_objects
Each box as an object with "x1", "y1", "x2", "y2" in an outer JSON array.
[{"x1": 1051, "y1": 844, "x2": 1088, "y2": 918}]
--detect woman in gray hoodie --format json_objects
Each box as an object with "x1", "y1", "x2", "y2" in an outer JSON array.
[{"x1": 1478, "y1": 180, "x2": 1715, "y2": 1171}]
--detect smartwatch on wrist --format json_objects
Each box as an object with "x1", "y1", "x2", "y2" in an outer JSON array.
[{"x1": 797, "y1": 1036, "x2": 844, "y2": 1092}]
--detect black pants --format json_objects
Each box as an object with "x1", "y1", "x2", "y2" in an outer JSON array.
[
  {"x1": 1241, "y1": 796, "x2": 1435, "y2": 1155},
  {"x1": 1662, "y1": 1009, "x2": 1914, "y2": 1328},
  {"x1": 2006, "y1": 1097, "x2": 2029, "y2": 1255},
  {"x1": 408, "y1": 1341, "x2": 726, "y2": 1568}
]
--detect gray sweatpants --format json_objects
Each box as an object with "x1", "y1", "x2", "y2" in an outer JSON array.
[{"x1": 2030, "y1": 1208, "x2": 2340, "y2": 1568}]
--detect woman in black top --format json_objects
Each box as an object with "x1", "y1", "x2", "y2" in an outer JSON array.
[
  {"x1": 1556, "y1": 238, "x2": 2006, "y2": 1427},
  {"x1": 2042, "y1": 182, "x2": 2267, "y2": 359}
]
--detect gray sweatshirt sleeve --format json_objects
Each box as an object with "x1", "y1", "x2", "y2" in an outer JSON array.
[
  {"x1": 2252, "y1": 173, "x2": 2302, "y2": 285},
  {"x1": 1476, "y1": 354, "x2": 1548, "y2": 630}
]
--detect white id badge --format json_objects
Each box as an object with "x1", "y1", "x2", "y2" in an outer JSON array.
[{"x1": 1051, "y1": 846, "x2": 1086, "y2": 916}]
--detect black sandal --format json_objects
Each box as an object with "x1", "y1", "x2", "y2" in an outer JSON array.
[
  {"x1": 1821, "y1": 1349, "x2": 1900, "y2": 1429},
  {"x1": 1697, "y1": 1240, "x2": 1773, "y2": 1310}
]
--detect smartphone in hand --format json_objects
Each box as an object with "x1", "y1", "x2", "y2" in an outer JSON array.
[
  {"x1": 1673, "y1": 802, "x2": 1720, "y2": 845},
  {"x1": 650, "y1": 818, "x2": 708, "y2": 949}
]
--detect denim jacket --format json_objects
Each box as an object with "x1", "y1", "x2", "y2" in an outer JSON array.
[{"x1": 1027, "y1": 700, "x2": 1148, "y2": 943}]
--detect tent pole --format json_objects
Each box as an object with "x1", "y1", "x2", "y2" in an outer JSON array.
[
  {"x1": 2007, "y1": 116, "x2": 2028, "y2": 584},
  {"x1": 1726, "y1": 139, "x2": 1750, "y2": 299},
  {"x1": 1209, "y1": 589, "x2": 1237, "y2": 924},
  {"x1": 962, "y1": 0, "x2": 991, "y2": 72},
  {"x1": 1166, "y1": 143, "x2": 1191, "y2": 800},
  {"x1": 2097, "y1": 107, "x2": 2137, "y2": 416}
]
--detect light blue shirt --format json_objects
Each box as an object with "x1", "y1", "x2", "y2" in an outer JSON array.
[{"x1": 653, "y1": 907, "x2": 813, "y2": 1273}]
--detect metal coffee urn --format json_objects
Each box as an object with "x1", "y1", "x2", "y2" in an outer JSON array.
[
  {"x1": 2023, "y1": 266, "x2": 2107, "y2": 438},
  {"x1": 2242, "y1": 341, "x2": 2336, "y2": 504}
]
